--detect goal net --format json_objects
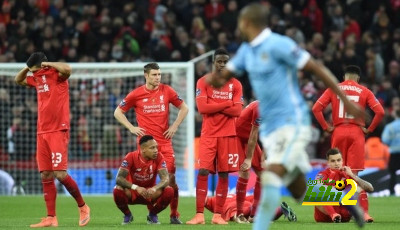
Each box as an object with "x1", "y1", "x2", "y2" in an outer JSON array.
[{"x1": 0, "y1": 62, "x2": 195, "y2": 196}]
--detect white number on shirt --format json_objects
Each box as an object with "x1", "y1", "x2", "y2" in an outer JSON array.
[
  {"x1": 228, "y1": 153, "x2": 239, "y2": 167},
  {"x1": 52, "y1": 152, "x2": 62, "y2": 167},
  {"x1": 337, "y1": 95, "x2": 359, "y2": 119}
]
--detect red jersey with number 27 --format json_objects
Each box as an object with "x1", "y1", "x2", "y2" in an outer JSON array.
[
  {"x1": 119, "y1": 84, "x2": 183, "y2": 145},
  {"x1": 120, "y1": 150, "x2": 167, "y2": 188},
  {"x1": 315, "y1": 80, "x2": 380, "y2": 127},
  {"x1": 196, "y1": 76, "x2": 243, "y2": 137},
  {"x1": 26, "y1": 67, "x2": 70, "y2": 134}
]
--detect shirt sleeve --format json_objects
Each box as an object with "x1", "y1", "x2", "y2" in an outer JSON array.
[
  {"x1": 312, "y1": 89, "x2": 332, "y2": 130},
  {"x1": 273, "y1": 36, "x2": 310, "y2": 69},
  {"x1": 366, "y1": 90, "x2": 385, "y2": 132},
  {"x1": 156, "y1": 155, "x2": 167, "y2": 171},
  {"x1": 226, "y1": 44, "x2": 247, "y2": 76},
  {"x1": 26, "y1": 76, "x2": 35, "y2": 87},
  {"x1": 120, "y1": 152, "x2": 133, "y2": 172},
  {"x1": 166, "y1": 85, "x2": 183, "y2": 108},
  {"x1": 232, "y1": 79, "x2": 244, "y2": 105},
  {"x1": 251, "y1": 105, "x2": 261, "y2": 127},
  {"x1": 118, "y1": 90, "x2": 136, "y2": 113}
]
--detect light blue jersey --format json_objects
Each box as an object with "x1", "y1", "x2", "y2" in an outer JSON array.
[
  {"x1": 227, "y1": 28, "x2": 311, "y2": 137},
  {"x1": 382, "y1": 119, "x2": 400, "y2": 154}
]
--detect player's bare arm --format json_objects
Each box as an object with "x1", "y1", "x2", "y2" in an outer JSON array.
[
  {"x1": 241, "y1": 125, "x2": 259, "y2": 172},
  {"x1": 15, "y1": 67, "x2": 30, "y2": 86},
  {"x1": 164, "y1": 102, "x2": 188, "y2": 139},
  {"x1": 41, "y1": 62, "x2": 72, "y2": 79},
  {"x1": 114, "y1": 107, "x2": 145, "y2": 136},
  {"x1": 342, "y1": 166, "x2": 374, "y2": 192},
  {"x1": 303, "y1": 58, "x2": 365, "y2": 119},
  {"x1": 147, "y1": 168, "x2": 169, "y2": 198},
  {"x1": 116, "y1": 167, "x2": 148, "y2": 197}
]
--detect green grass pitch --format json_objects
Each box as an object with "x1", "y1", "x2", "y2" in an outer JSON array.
[{"x1": 0, "y1": 196, "x2": 399, "y2": 229}]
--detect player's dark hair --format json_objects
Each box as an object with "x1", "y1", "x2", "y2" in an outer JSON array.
[
  {"x1": 144, "y1": 63, "x2": 160, "y2": 74},
  {"x1": 139, "y1": 135, "x2": 154, "y2": 146},
  {"x1": 345, "y1": 65, "x2": 361, "y2": 76},
  {"x1": 213, "y1": 48, "x2": 229, "y2": 62},
  {"x1": 326, "y1": 148, "x2": 341, "y2": 160},
  {"x1": 26, "y1": 52, "x2": 48, "y2": 68},
  {"x1": 240, "y1": 3, "x2": 270, "y2": 28}
]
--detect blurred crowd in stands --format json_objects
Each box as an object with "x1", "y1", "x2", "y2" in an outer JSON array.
[{"x1": 1, "y1": 0, "x2": 400, "y2": 168}]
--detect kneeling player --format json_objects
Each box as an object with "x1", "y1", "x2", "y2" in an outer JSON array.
[
  {"x1": 205, "y1": 194, "x2": 297, "y2": 223},
  {"x1": 314, "y1": 148, "x2": 374, "y2": 223},
  {"x1": 113, "y1": 135, "x2": 173, "y2": 225}
]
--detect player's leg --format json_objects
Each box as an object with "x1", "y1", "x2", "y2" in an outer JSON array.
[
  {"x1": 147, "y1": 186, "x2": 174, "y2": 224},
  {"x1": 314, "y1": 206, "x2": 337, "y2": 222},
  {"x1": 212, "y1": 172, "x2": 229, "y2": 224},
  {"x1": 235, "y1": 137, "x2": 249, "y2": 223},
  {"x1": 113, "y1": 186, "x2": 134, "y2": 225},
  {"x1": 50, "y1": 131, "x2": 90, "y2": 226},
  {"x1": 249, "y1": 145, "x2": 263, "y2": 220},
  {"x1": 186, "y1": 137, "x2": 217, "y2": 224},
  {"x1": 159, "y1": 144, "x2": 182, "y2": 224},
  {"x1": 314, "y1": 206, "x2": 341, "y2": 222},
  {"x1": 30, "y1": 134, "x2": 58, "y2": 228}
]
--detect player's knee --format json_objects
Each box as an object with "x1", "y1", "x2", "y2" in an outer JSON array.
[
  {"x1": 53, "y1": 171, "x2": 68, "y2": 181},
  {"x1": 40, "y1": 171, "x2": 54, "y2": 180},
  {"x1": 198, "y1": 168, "x2": 209, "y2": 176},
  {"x1": 218, "y1": 172, "x2": 228, "y2": 178}
]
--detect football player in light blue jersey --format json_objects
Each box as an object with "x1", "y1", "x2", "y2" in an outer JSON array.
[{"x1": 207, "y1": 3, "x2": 365, "y2": 230}]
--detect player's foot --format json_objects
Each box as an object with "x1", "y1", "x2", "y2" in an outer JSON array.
[
  {"x1": 170, "y1": 216, "x2": 183, "y2": 224},
  {"x1": 147, "y1": 214, "x2": 161, "y2": 224},
  {"x1": 364, "y1": 213, "x2": 374, "y2": 223},
  {"x1": 186, "y1": 213, "x2": 205, "y2": 225},
  {"x1": 281, "y1": 201, "x2": 297, "y2": 222},
  {"x1": 235, "y1": 213, "x2": 249, "y2": 224},
  {"x1": 30, "y1": 216, "x2": 58, "y2": 228},
  {"x1": 212, "y1": 213, "x2": 228, "y2": 225},
  {"x1": 79, "y1": 204, "x2": 90, "y2": 226},
  {"x1": 248, "y1": 216, "x2": 254, "y2": 223},
  {"x1": 331, "y1": 214, "x2": 341, "y2": 223},
  {"x1": 345, "y1": 205, "x2": 365, "y2": 228},
  {"x1": 122, "y1": 214, "x2": 133, "y2": 225}
]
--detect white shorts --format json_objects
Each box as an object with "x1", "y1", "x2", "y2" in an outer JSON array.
[{"x1": 260, "y1": 125, "x2": 312, "y2": 186}]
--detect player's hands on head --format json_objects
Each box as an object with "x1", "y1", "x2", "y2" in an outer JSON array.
[
  {"x1": 240, "y1": 158, "x2": 251, "y2": 172},
  {"x1": 129, "y1": 126, "x2": 146, "y2": 136},
  {"x1": 163, "y1": 125, "x2": 177, "y2": 139},
  {"x1": 41, "y1": 62, "x2": 50, "y2": 68}
]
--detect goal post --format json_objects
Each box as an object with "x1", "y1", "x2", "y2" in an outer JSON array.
[{"x1": 0, "y1": 62, "x2": 196, "y2": 196}]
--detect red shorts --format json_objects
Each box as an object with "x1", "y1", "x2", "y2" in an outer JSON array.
[
  {"x1": 36, "y1": 131, "x2": 69, "y2": 172},
  {"x1": 331, "y1": 125, "x2": 365, "y2": 170},
  {"x1": 198, "y1": 136, "x2": 239, "y2": 173},
  {"x1": 314, "y1": 206, "x2": 351, "y2": 222},
  {"x1": 237, "y1": 137, "x2": 263, "y2": 172},
  {"x1": 158, "y1": 143, "x2": 176, "y2": 174},
  {"x1": 129, "y1": 189, "x2": 153, "y2": 205}
]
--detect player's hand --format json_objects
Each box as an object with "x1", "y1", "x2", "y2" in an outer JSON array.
[
  {"x1": 326, "y1": 126, "x2": 334, "y2": 133},
  {"x1": 240, "y1": 158, "x2": 252, "y2": 172},
  {"x1": 361, "y1": 127, "x2": 370, "y2": 135},
  {"x1": 342, "y1": 100, "x2": 367, "y2": 120},
  {"x1": 136, "y1": 187, "x2": 148, "y2": 197},
  {"x1": 146, "y1": 187, "x2": 157, "y2": 198},
  {"x1": 163, "y1": 125, "x2": 178, "y2": 139},
  {"x1": 41, "y1": 62, "x2": 51, "y2": 68},
  {"x1": 129, "y1": 126, "x2": 146, "y2": 136},
  {"x1": 341, "y1": 166, "x2": 353, "y2": 176}
]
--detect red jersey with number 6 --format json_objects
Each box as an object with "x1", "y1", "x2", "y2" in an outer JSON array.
[
  {"x1": 26, "y1": 67, "x2": 70, "y2": 134},
  {"x1": 120, "y1": 150, "x2": 167, "y2": 188}
]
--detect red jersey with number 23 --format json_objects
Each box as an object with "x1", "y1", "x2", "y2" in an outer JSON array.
[
  {"x1": 196, "y1": 76, "x2": 243, "y2": 137},
  {"x1": 119, "y1": 84, "x2": 183, "y2": 145},
  {"x1": 315, "y1": 80, "x2": 379, "y2": 127},
  {"x1": 120, "y1": 150, "x2": 167, "y2": 188},
  {"x1": 26, "y1": 67, "x2": 70, "y2": 134}
]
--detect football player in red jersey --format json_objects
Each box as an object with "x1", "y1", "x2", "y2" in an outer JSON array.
[
  {"x1": 114, "y1": 63, "x2": 188, "y2": 224},
  {"x1": 15, "y1": 52, "x2": 90, "y2": 227},
  {"x1": 113, "y1": 135, "x2": 173, "y2": 225},
  {"x1": 312, "y1": 65, "x2": 384, "y2": 221},
  {"x1": 187, "y1": 48, "x2": 243, "y2": 225},
  {"x1": 314, "y1": 148, "x2": 374, "y2": 223}
]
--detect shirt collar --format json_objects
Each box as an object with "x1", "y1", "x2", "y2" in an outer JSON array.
[{"x1": 250, "y1": 28, "x2": 271, "y2": 47}]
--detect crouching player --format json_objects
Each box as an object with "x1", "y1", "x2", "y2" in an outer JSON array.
[
  {"x1": 315, "y1": 148, "x2": 374, "y2": 223},
  {"x1": 205, "y1": 194, "x2": 296, "y2": 223},
  {"x1": 113, "y1": 135, "x2": 173, "y2": 225}
]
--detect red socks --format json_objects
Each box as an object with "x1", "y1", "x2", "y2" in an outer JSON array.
[
  {"x1": 215, "y1": 177, "x2": 228, "y2": 214},
  {"x1": 236, "y1": 177, "x2": 248, "y2": 214},
  {"x1": 273, "y1": 206, "x2": 283, "y2": 220},
  {"x1": 170, "y1": 185, "x2": 180, "y2": 217},
  {"x1": 196, "y1": 175, "x2": 208, "y2": 213},
  {"x1": 251, "y1": 177, "x2": 261, "y2": 216},
  {"x1": 359, "y1": 190, "x2": 369, "y2": 213},
  {"x1": 60, "y1": 175, "x2": 85, "y2": 207},
  {"x1": 150, "y1": 187, "x2": 174, "y2": 215},
  {"x1": 42, "y1": 178, "x2": 57, "y2": 216},
  {"x1": 113, "y1": 188, "x2": 131, "y2": 215}
]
